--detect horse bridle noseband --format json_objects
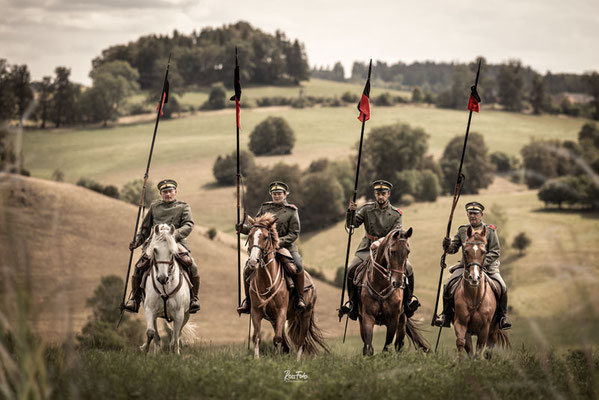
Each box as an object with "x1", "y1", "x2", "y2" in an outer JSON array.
[
  {"x1": 247, "y1": 225, "x2": 275, "y2": 268},
  {"x1": 463, "y1": 240, "x2": 486, "y2": 270},
  {"x1": 151, "y1": 255, "x2": 182, "y2": 322}
]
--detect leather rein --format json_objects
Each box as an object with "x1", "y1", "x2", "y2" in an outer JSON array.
[
  {"x1": 461, "y1": 240, "x2": 488, "y2": 312},
  {"x1": 246, "y1": 225, "x2": 284, "y2": 310},
  {"x1": 364, "y1": 235, "x2": 407, "y2": 301}
]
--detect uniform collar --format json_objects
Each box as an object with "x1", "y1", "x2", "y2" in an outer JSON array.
[
  {"x1": 272, "y1": 200, "x2": 288, "y2": 207},
  {"x1": 470, "y1": 221, "x2": 484, "y2": 229},
  {"x1": 377, "y1": 201, "x2": 389, "y2": 210}
]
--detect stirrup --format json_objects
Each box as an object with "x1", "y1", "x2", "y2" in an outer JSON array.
[
  {"x1": 189, "y1": 298, "x2": 200, "y2": 314},
  {"x1": 407, "y1": 295, "x2": 421, "y2": 311},
  {"x1": 296, "y1": 296, "x2": 306, "y2": 310},
  {"x1": 339, "y1": 301, "x2": 352, "y2": 315},
  {"x1": 124, "y1": 298, "x2": 139, "y2": 313},
  {"x1": 499, "y1": 316, "x2": 512, "y2": 330},
  {"x1": 237, "y1": 298, "x2": 250, "y2": 315},
  {"x1": 433, "y1": 314, "x2": 449, "y2": 328}
]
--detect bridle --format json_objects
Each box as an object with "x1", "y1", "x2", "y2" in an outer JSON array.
[
  {"x1": 246, "y1": 225, "x2": 276, "y2": 269},
  {"x1": 246, "y1": 224, "x2": 284, "y2": 310},
  {"x1": 365, "y1": 231, "x2": 409, "y2": 301},
  {"x1": 150, "y1": 254, "x2": 183, "y2": 322},
  {"x1": 461, "y1": 239, "x2": 488, "y2": 311}
]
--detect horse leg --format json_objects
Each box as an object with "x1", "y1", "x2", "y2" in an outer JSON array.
[
  {"x1": 152, "y1": 317, "x2": 162, "y2": 353},
  {"x1": 383, "y1": 314, "x2": 399, "y2": 353},
  {"x1": 454, "y1": 321, "x2": 468, "y2": 357},
  {"x1": 464, "y1": 332, "x2": 472, "y2": 355},
  {"x1": 296, "y1": 308, "x2": 313, "y2": 362},
  {"x1": 273, "y1": 309, "x2": 287, "y2": 356},
  {"x1": 251, "y1": 311, "x2": 262, "y2": 359},
  {"x1": 360, "y1": 313, "x2": 376, "y2": 356},
  {"x1": 476, "y1": 324, "x2": 490, "y2": 358},
  {"x1": 172, "y1": 309, "x2": 185, "y2": 355},
  {"x1": 141, "y1": 308, "x2": 155, "y2": 353},
  {"x1": 395, "y1": 313, "x2": 407, "y2": 352}
]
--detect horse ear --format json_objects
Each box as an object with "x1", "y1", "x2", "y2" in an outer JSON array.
[
  {"x1": 248, "y1": 216, "x2": 255, "y2": 225},
  {"x1": 481, "y1": 224, "x2": 486, "y2": 238},
  {"x1": 467, "y1": 226, "x2": 473, "y2": 238},
  {"x1": 393, "y1": 230, "x2": 400, "y2": 238},
  {"x1": 170, "y1": 224, "x2": 175, "y2": 235},
  {"x1": 154, "y1": 225, "x2": 160, "y2": 235},
  {"x1": 405, "y1": 227, "x2": 413, "y2": 238}
]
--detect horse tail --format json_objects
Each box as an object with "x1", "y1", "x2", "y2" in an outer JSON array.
[
  {"x1": 489, "y1": 322, "x2": 511, "y2": 349},
  {"x1": 287, "y1": 310, "x2": 330, "y2": 355},
  {"x1": 406, "y1": 317, "x2": 431, "y2": 352},
  {"x1": 180, "y1": 321, "x2": 199, "y2": 346}
]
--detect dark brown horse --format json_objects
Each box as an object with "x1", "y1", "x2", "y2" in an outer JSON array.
[
  {"x1": 454, "y1": 226, "x2": 510, "y2": 357},
  {"x1": 356, "y1": 228, "x2": 429, "y2": 355},
  {"x1": 246, "y1": 213, "x2": 328, "y2": 360}
]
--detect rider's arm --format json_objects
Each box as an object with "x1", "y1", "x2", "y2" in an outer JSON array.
[
  {"x1": 346, "y1": 204, "x2": 366, "y2": 230},
  {"x1": 175, "y1": 203, "x2": 194, "y2": 241},
  {"x1": 391, "y1": 212, "x2": 402, "y2": 230},
  {"x1": 137, "y1": 206, "x2": 154, "y2": 244},
  {"x1": 484, "y1": 227, "x2": 501, "y2": 269},
  {"x1": 446, "y1": 230, "x2": 462, "y2": 254},
  {"x1": 279, "y1": 210, "x2": 300, "y2": 247}
]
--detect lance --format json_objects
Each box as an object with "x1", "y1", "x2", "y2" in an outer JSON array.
[
  {"x1": 117, "y1": 54, "x2": 171, "y2": 328},
  {"x1": 338, "y1": 59, "x2": 372, "y2": 341},
  {"x1": 230, "y1": 47, "x2": 243, "y2": 308},
  {"x1": 432, "y1": 59, "x2": 482, "y2": 350}
]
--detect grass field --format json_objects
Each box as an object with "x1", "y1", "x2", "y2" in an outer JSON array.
[{"x1": 23, "y1": 344, "x2": 599, "y2": 399}]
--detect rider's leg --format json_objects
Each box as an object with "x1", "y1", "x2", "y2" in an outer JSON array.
[
  {"x1": 291, "y1": 251, "x2": 306, "y2": 310},
  {"x1": 404, "y1": 261, "x2": 421, "y2": 317},
  {"x1": 488, "y1": 272, "x2": 511, "y2": 330},
  {"x1": 433, "y1": 266, "x2": 463, "y2": 327},
  {"x1": 124, "y1": 254, "x2": 151, "y2": 313},
  {"x1": 341, "y1": 254, "x2": 366, "y2": 320},
  {"x1": 237, "y1": 263, "x2": 252, "y2": 314},
  {"x1": 189, "y1": 259, "x2": 200, "y2": 313}
]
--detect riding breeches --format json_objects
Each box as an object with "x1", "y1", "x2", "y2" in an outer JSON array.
[
  {"x1": 443, "y1": 265, "x2": 507, "y2": 298},
  {"x1": 132, "y1": 253, "x2": 199, "y2": 278}
]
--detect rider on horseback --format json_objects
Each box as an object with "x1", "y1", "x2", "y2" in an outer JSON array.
[
  {"x1": 339, "y1": 180, "x2": 421, "y2": 320},
  {"x1": 124, "y1": 179, "x2": 201, "y2": 314},
  {"x1": 433, "y1": 201, "x2": 512, "y2": 330},
  {"x1": 236, "y1": 181, "x2": 307, "y2": 313}
]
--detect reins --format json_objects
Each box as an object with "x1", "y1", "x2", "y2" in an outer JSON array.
[{"x1": 150, "y1": 256, "x2": 184, "y2": 322}]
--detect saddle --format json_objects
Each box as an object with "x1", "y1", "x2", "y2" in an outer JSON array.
[
  {"x1": 447, "y1": 272, "x2": 502, "y2": 300},
  {"x1": 138, "y1": 243, "x2": 195, "y2": 292}
]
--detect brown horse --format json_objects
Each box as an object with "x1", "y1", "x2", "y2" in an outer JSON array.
[
  {"x1": 453, "y1": 226, "x2": 510, "y2": 357},
  {"x1": 356, "y1": 228, "x2": 430, "y2": 356},
  {"x1": 246, "y1": 213, "x2": 328, "y2": 360}
]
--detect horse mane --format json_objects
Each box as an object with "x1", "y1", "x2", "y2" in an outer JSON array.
[
  {"x1": 252, "y1": 213, "x2": 279, "y2": 249},
  {"x1": 145, "y1": 225, "x2": 178, "y2": 257}
]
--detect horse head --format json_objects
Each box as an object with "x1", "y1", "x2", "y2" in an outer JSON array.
[
  {"x1": 375, "y1": 227, "x2": 412, "y2": 283},
  {"x1": 462, "y1": 225, "x2": 487, "y2": 286},
  {"x1": 247, "y1": 213, "x2": 279, "y2": 269},
  {"x1": 147, "y1": 223, "x2": 178, "y2": 285}
]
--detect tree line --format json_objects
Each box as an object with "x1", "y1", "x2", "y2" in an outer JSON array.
[{"x1": 93, "y1": 21, "x2": 310, "y2": 91}]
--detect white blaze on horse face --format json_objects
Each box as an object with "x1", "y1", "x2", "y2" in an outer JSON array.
[
  {"x1": 471, "y1": 264, "x2": 480, "y2": 282},
  {"x1": 249, "y1": 229, "x2": 263, "y2": 265}
]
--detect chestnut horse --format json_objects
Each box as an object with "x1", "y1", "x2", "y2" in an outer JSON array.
[
  {"x1": 246, "y1": 213, "x2": 328, "y2": 360},
  {"x1": 357, "y1": 228, "x2": 430, "y2": 355},
  {"x1": 454, "y1": 226, "x2": 510, "y2": 357}
]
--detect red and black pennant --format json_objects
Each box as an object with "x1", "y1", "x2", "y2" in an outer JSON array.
[
  {"x1": 230, "y1": 55, "x2": 242, "y2": 129},
  {"x1": 467, "y1": 85, "x2": 481, "y2": 113},
  {"x1": 357, "y1": 79, "x2": 370, "y2": 122},
  {"x1": 156, "y1": 78, "x2": 169, "y2": 117}
]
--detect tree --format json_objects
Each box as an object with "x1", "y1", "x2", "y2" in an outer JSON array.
[
  {"x1": 358, "y1": 123, "x2": 429, "y2": 197},
  {"x1": 212, "y1": 150, "x2": 256, "y2": 185},
  {"x1": 86, "y1": 61, "x2": 140, "y2": 126},
  {"x1": 411, "y1": 87, "x2": 423, "y2": 103},
  {"x1": 331, "y1": 62, "x2": 345, "y2": 82},
  {"x1": 9, "y1": 65, "x2": 33, "y2": 126},
  {"x1": 35, "y1": 77, "x2": 53, "y2": 128},
  {"x1": 530, "y1": 74, "x2": 549, "y2": 115},
  {"x1": 584, "y1": 71, "x2": 599, "y2": 121},
  {"x1": 435, "y1": 64, "x2": 470, "y2": 109},
  {"x1": 120, "y1": 179, "x2": 159, "y2": 206},
  {"x1": 520, "y1": 139, "x2": 576, "y2": 188},
  {"x1": 51, "y1": 67, "x2": 78, "y2": 128},
  {"x1": 299, "y1": 170, "x2": 345, "y2": 231},
  {"x1": 537, "y1": 176, "x2": 581, "y2": 208},
  {"x1": 512, "y1": 232, "x2": 531, "y2": 256},
  {"x1": 440, "y1": 132, "x2": 494, "y2": 194},
  {"x1": 249, "y1": 116, "x2": 296, "y2": 155},
  {"x1": 497, "y1": 60, "x2": 524, "y2": 112},
  {"x1": 0, "y1": 59, "x2": 15, "y2": 122},
  {"x1": 77, "y1": 275, "x2": 143, "y2": 350},
  {"x1": 201, "y1": 83, "x2": 227, "y2": 110},
  {"x1": 418, "y1": 170, "x2": 441, "y2": 201}
]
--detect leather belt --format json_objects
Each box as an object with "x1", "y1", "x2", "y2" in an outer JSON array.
[{"x1": 365, "y1": 233, "x2": 379, "y2": 241}]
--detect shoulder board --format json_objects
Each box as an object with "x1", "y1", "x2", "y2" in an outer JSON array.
[
  {"x1": 261, "y1": 201, "x2": 274, "y2": 206},
  {"x1": 360, "y1": 202, "x2": 376, "y2": 209},
  {"x1": 175, "y1": 200, "x2": 188, "y2": 205},
  {"x1": 151, "y1": 199, "x2": 163, "y2": 206},
  {"x1": 458, "y1": 224, "x2": 470, "y2": 230},
  {"x1": 390, "y1": 206, "x2": 403, "y2": 215},
  {"x1": 487, "y1": 224, "x2": 496, "y2": 230},
  {"x1": 285, "y1": 204, "x2": 298, "y2": 210}
]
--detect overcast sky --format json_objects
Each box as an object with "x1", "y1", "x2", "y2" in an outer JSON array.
[{"x1": 1, "y1": 0, "x2": 598, "y2": 85}]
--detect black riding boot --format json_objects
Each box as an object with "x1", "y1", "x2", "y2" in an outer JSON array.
[
  {"x1": 237, "y1": 275, "x2": 251, "y2": 315},
  {"x1": 339, "y1": 268, "x2": 358, "y2": 320},
  {"x1": 189, "y1": 275, "x2": 200, "y2": 313},
  {"x1": 294, "y1": 271, "x2": 306, "y2": 310},
  {"x1": 433, "y1": 294, "x2": 453, "y2": 328},
  {"x1": 498, "y1": 291, "x2": 512, "y2": 330},
  {"x1": 404, "y1": 274, "x2": 421, "y2": 318},
  {"x1": 124, "y1": 273, "x2": 143, "y2": 313}
]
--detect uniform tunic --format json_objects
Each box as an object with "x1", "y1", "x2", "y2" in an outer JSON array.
[{"x1": 136, "y1": 199, "x2": 194, "y2": 251}]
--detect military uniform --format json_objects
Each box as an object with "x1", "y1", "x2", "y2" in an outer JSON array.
[
  {"x1": 340, "y1": 180, "x2": 420, "y2": 320},
  {"x1": 435, "y1": 201, "x2": 511, "y2": 329},
  {"x1": 124, "y1": 179, "x2": 200, "y2": 313},
  {"x1": 237, "y1": 181, "x2": 306, "y2": 313}
]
